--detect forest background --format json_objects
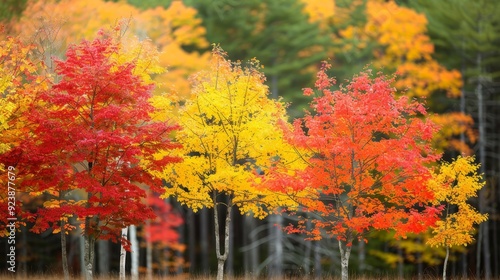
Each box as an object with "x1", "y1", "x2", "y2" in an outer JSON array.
[{"x1": 0, "y1": 0, "x2": 499, "y2": 279}]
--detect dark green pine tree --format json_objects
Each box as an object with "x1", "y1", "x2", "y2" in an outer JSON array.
[{"x1": 410, "y1": 1, "x2": 500, "y2": 279}]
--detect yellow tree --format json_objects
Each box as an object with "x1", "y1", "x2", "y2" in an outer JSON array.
[
  {"x1": 427, "y1": 156, "x2": 488, "y2": 280},
  {"x1": 150, "y1": 47, "x2": 306, "y2": 280}
]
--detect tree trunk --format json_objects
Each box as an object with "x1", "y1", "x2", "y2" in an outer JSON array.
[
  {"x1": 214, "y1": 200, "x2": 232, "y2": 280},
  {"x1": 120, "y1": 227, "x2": 128, "y2": 280},
  {"x1": 84, "y1": 224, "x2": 96, "y2": 280},
  {"x1": 226, "y1": 205, "x2": 234, "y2": 276},
  {"x1": 61, "y1": 220, "x2": 70, "y2": 280},
  {"x1": 338, "y1": 239, "x2": 352, "y2": 280},
  {"x1": 443, "y1": 247, "x2": 450, "y2": 280},
  {"x1": 130, "y1": 225, "x2": 139, "y2": 280}
]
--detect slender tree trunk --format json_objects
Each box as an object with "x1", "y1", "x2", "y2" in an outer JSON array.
[
  {"x1": 443, "y1": 247, "x2": 450, "y2": 280},
  {"x1": 120, "y1": 227, "x2": 128, "y2": 280},
  {"x1": 226, "y1": 199, "x2": 234, "y2": 276},
  {"x1": 130, "y1": 225, "x2": 139, "y2": 280},
  {"x1": 145, "y1": 220, "x2": 153, "y2": 280},
  {"x1": 84, "y1": 230, "x2": 96, "y2": 280},
  {"x1": 338, "y1": 239, "x2": 352, "y2": 280},
  {"x1": 214, "y1": 200, "x2": 232, "y2": 280},
  {"x1": 61, "y1": 221, "x2": 70, "y2": 280}
]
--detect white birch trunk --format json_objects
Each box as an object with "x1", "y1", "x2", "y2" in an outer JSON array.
[
  {"x1": 215, "y1": 202, "x2": 232, "y2": 280},
  {"x1": 130, "y1": 225, "x2": 139, "y2": 280},
  {"x1": 338, "y1": 239, "x2": 352, "y2": 280},
  {"x1": 443, "y1": 247, "x2": 449, "y2": 280},
  {"x1": 84, "y1": 218, "x2": 96, "y2": 280},
  {"x1": 120, "y1": 226, "x2": 128, "y2": 280}
]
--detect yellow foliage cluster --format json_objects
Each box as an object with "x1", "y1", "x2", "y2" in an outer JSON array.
[
  {"x1": 365, "y1": 1, "x2": 462, "y2": 98},
  {"x1": 427, "y1": 156, "x2": 488, "y2": 248},
  {"x1": 0, "y1": 35, "x2": 49, "y2": 170},
  {"x1": 300, "y1": 0, "x2": 335, "y2": 28},
  {"x1": 11, "y1": 0, "x2": 209, "y2": 97},
  {"x1": 151, "y1": 48, "x2": 308, "y2": 218}
]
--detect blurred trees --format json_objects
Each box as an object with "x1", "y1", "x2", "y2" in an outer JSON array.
[{"x1": 411, "y1": 1, "x2": 500, "y2": 278}]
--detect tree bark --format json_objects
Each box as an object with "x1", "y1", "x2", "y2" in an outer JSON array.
[
  {"x1": 338, "y1": 239, "x2": 352, "y2": 280},
  {"x1": 443, "y1": 247, "x2": 450, "y2": 280},
  {"x1": 214, "y1": 200, "x2": 232, "y2": 280},
  {"x1": 84, "y1": 226, "x2": 96, "y2": 280},
  {"x1": 119, "y1": 226, "x2": 128, "y2": 280},
  {"x1": 130, "y1": 225, "x2": 139, "y2": 280}
]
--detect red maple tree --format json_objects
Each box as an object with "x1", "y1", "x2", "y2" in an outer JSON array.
[
  {"x1": 25, "y1": 30, "x2": 181, "y2": 279},
  {"x1": 265, "y1": 64, "x2": 443, "y2": 280}
]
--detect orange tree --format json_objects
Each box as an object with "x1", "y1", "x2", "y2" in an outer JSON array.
[{"x1": 265, "y1": 64, "x2": 443, "y2": 280}]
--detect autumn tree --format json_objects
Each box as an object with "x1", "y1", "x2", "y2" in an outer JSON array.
[
  {"x1": 0, "y1": 32, "x2": 49, "y2": 236},
  {"x1": 427, "y1": 156, "x2": 488, "y2": 280},
  {"x1": 25, "y1": 29, "x2": 181, "y2": 280},
  {"x1": 266, "y1": 64, "x2": 443, "y2": 280},
  {"x1": 150, "y1": 47, "x2": 306, "y2": 280}
]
